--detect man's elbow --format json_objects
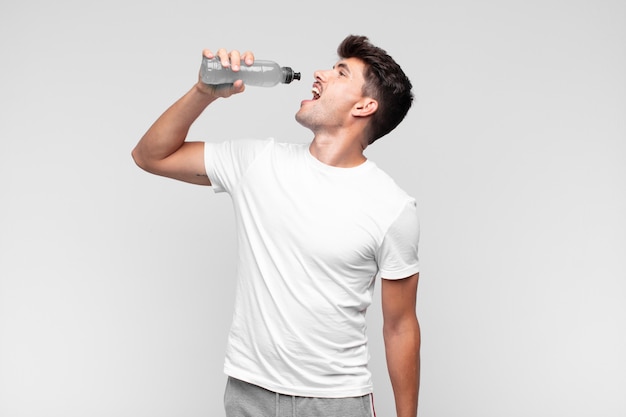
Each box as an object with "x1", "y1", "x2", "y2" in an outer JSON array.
[
  {"x1": 383, "y1": 314, "x2": 420, "y2": 340},
  {"x1": 131, "y1": 146, "x2": 152, "y2": 173}
]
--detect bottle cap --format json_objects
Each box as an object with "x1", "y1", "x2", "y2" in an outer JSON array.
[{"x1": 282, "y1": 67, "x2": 301, "y2": 84}]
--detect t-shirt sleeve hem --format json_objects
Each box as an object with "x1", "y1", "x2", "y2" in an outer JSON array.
[{"x1": 379, "y1": 264, "x2": 420, "y2": 280}]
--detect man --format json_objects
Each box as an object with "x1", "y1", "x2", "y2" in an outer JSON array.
[{"x1": 132, "y1": 35, "x2": 420, "y2": 417}]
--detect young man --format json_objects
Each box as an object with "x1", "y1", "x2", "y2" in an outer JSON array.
[{"x1": 132, "y1": 35, "x2": 421, "y2": 417}]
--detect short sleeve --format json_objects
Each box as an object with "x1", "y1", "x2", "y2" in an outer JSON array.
[
  {"x1": 376, "y1": 200, "x2": 420, "y2": 280},
  {"x1": 204, "y1": 138, "x2": 273, "y2": 194}
]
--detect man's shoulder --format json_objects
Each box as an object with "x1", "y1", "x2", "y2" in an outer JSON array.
[{"x1": 367, "y1": 162, "x2": 414, "y2": 200}]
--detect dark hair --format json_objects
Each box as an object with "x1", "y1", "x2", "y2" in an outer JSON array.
[{"x1": 337, "y1": 35, "x2": 414, "y2": 144}]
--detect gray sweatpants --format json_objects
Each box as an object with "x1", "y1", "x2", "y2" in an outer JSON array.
[{"x1": 224, "y1": 377, "x2": 376, "y2": 417}]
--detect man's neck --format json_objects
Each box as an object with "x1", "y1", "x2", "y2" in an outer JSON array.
[{"x1": 309, "y1": 133, "x2": 368, "y2": 168}]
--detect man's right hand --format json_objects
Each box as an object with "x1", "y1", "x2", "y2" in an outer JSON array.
[{"x1": 196, "y1": 48, "x2": 256, "y2": 98}]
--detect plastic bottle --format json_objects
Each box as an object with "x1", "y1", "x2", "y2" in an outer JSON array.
[{"x1": 200, "y1": 56, "x2": 301, "y2": 87}]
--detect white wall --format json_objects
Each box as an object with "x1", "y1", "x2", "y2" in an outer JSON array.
[{"x1": 1, "y1": 1, "x2": 624, "y2": 416}]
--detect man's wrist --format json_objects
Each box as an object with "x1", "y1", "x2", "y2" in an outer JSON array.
[{"x1": 193, "y1": 82, "x2": 219, "y2": 99}]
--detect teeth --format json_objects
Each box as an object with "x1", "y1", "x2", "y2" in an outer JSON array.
[{"x1": 311, "y1": 86, "x2": 321, "y2": 99}]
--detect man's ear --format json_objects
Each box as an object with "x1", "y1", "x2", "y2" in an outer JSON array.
[{"x1": 353, "y1": 98, "x2": 378, "y2": 117}]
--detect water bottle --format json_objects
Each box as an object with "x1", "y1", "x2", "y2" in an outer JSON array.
[{"x1": 200, "y1": 56, "x2": 301, "y2": 87}]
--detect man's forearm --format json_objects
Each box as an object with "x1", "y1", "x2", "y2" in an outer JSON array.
[
  {"x1": 384, "y1": 319, "x2": 421, "y2": 417},
  {"x1": 132, "y1": 84, "x2": 217, "y2": 167}
]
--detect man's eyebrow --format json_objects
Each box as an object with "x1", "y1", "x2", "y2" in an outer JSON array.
[{"x1": 333, "y1": 61, "x2": 352, "y2": 74}]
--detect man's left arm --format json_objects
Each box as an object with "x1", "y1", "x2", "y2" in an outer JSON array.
[{"x1": 382, "y1": 272, "x2": 420, "y2": 417}]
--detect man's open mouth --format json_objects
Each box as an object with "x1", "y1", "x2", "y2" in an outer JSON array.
[{"x1": 311, "y1": 86, "x2": 321, "y2": 100}]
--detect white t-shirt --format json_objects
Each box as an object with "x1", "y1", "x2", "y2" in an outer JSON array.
[{"x1": 204, "y1": 138, "x2": 419, "y2": 397}]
